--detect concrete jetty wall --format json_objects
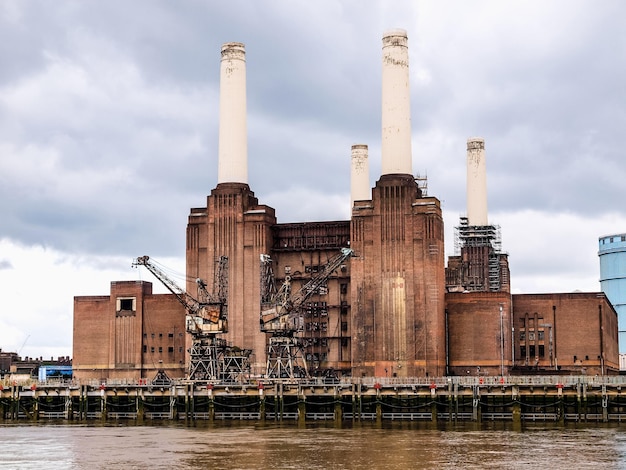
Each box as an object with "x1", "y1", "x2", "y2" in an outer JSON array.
[{"x1": 2, "y1": 376, "x2": 625, "y2": 424}]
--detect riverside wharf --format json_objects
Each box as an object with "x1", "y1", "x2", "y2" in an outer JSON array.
[{"x1": 3, "y1": 375, "x2": 626, "y2": 424}]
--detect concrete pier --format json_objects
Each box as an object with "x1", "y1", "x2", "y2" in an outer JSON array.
[{"x1": 2, "y1": 376, "x2": 626, "y2": 424}]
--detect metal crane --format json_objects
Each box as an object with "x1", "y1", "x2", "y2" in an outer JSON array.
[
  {"x1": 133, "y1": 255, "x2": 250, "y2": 382},
  {"x1": 260, "y1": 247, "x2": 353, "y2": 379}
]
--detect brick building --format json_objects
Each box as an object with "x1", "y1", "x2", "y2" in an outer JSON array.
[
  {"x1": 511, "y1": 293, "x2": 619, "y2": 375},
  {"x1": 73, "y1": 281, "x2": 186, "y2": 381},
  {"x1": 72, "y1": 30, "x2": 619, "y2": 381}
]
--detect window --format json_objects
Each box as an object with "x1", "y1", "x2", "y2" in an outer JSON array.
[
  {"x1": 168, "y1": 347, "x2": 174, "y2": 353},
  {"x1": 158, "y1": 347, "x2": 163, "y2": 353},
  {"x1": 120, "y1": 299, "x2": 133, "y2": 311},
  {"x1": 529, "y1": 345, "x2": 536, "y2": 357},
  {"x1": 520, "y1": 346, "x2": 526, "y2": 357},
  {"x1": 340, "y1": 283, "x2": 348, "y2": 294},
  {"x1": 168, "y1": 333, "x2": 174, "y2": 338},
  {"x1": 143, "y1": 345, "x2": 147, "y2": 353},
  {"x1": 538, "y1": 345, "x2": 545, "y2": 357},
  {"x1": 520, "y1": 331, "x2": 525, "y2": 341},
  {"x1": 151, "y1": 347, "x2": 155, "y2": 353},
  {"x1": 341, "y1": 338, "x2": 349, "y2": 347},
  {"x1": 341, "y1": 322, "x2": 348, "y2": 332},
  {"x1": 538, "y1": 331, "x2": 544, "y2": 341}
]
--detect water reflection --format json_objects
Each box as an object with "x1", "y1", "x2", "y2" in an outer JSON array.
[{"x1": 1, "y1": 421, "x2": 625, "y2": 469}]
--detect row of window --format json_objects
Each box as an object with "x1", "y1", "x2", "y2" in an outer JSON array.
[
  {"x1": 306, "y1": 353, "x2": 328, "y2": 362},
  {"x1": 306, "y1": 322, "x2": 328, "y2": 332},
  {"x1": 143, "y1": 332, "x2": 184, "y2": 340},
  {"x1": 519, "y1": 317, "x2": 544, "y2": 327},
  {"x1": 601, "y1": 235, "x2": 626, "y2": 244},
  {"x1": 303, "y1": 338, "x2": 328, "y2": 347},
  {"x1": 520, "y1": 351, "x2": 599, "y2": 362},
  {"x1": 520, "y1": 331, "x2": 545, "y2": 341},
  {"x1": 520, "y1": 345, "x2": 545, "y2": 358}
]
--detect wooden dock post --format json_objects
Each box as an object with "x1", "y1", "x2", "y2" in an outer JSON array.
[
  {"x1": 334, "y1": 389, "x2": 343, "y2": 426},
  {"x1": 137, "y1": 389, "x2": 144, "y2": 423},
  {"x1": 512, "y1": 385, "x2": 521, "y2": 425},
  {"x1": 100, "y1": 386, "x2": 107, "y2": 421},
  {"x1": 602, "y1": 385, "x2": 608, "y2": 423}
]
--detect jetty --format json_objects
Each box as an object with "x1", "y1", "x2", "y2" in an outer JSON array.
[{"x1": 2, "y1": 376, "x2": 626, "y2": 424}]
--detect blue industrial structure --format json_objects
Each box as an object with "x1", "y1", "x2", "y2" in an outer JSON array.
[
  {"x1": 599, "y1": 233, "x2": 626, "y2": 357},
  {"x1": 38, "y1": 365, "x2": 73, "y2": 382}
]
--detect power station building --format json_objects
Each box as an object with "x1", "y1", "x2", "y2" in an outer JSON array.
[{"x1": 73, "y1": 30, "x2": 619, "y2": 381}]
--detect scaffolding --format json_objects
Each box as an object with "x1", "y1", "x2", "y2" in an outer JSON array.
[
  {"x1": 454, "y1": 217, "x2": 503, "y2": 292},
  {"x1": 415, "y1": 172, "x2": 428, "y2": 197}
]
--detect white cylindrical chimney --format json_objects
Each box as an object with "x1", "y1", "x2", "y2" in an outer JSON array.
[
  {"x1": 351, "y1": 144, "x2": 370, "y2": 206},
  {"x1": 381, "y1": 29, "x2": 412, "y2": 176},
  {"x1": 466, "y1": 137, "x2": 488, "y2": 226},
  {"x1": 217, "y1": 42, "x2": 248, "y2": 184}
]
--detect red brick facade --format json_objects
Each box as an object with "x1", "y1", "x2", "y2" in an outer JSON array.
[
  {"x1": 511, "y1": 293, "x2": 619, "y2": 375},
  {"x1": 73, "y1": 281, "x2": 186, "y2": 381},
  {"x1": 445, "y1": 291, "x2": 620, "y2": 377},
  {"x1": 186, "y1": 182, "x2": 276, "y2": 373},
  {"x1": 446, "y1": 292, "x2": 512, "y2": 377},
  {"x1": 351, "y1": 174, "x2": 446, "y2": 377},
  {"x1": 73, "y1": 190, "x2": 619, "y2": 379}
]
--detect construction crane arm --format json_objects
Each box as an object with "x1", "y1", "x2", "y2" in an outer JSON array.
[
  {"x1": 260, "y1": 247, "x2": 353, "y2": 334},
  {"x1": 289, "y1": 247, "x2": 353, "y2": 308},
  {"x1": 133, "y1": 255, "x2": 227, "y2": 335},
  {"x1": 133, "y1": 256, "x2": 200, "y2": 313}
]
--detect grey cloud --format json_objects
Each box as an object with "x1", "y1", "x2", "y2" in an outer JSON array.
[{"x1": 0, "y1": 0, "x2": 624, "y2": 261}]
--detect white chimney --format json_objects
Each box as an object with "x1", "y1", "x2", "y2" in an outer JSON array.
[
  {"x1": 466, "y1": 137, "x2": 488, "y2": 226},
  {"x1": 351, "y1": 144, "x2": 370, "y2": 206},
  {"x1": 217, "y1": 42, "x2": 248, "y2": 184},
  {"x1": 381, "y1": 29, "x2": 412, "y2": 176}
]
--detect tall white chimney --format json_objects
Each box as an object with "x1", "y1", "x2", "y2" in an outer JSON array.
[
  {"x1": 466, "y1": 137, "x2": 488, "y2": 226},
  {"x1": 351, "y1": 144, "x2": 370, "y2": 206},
  {"x1": 381, "y1": 29, "x2": 412, "y2": 176},
  {"x1": 217, "y1": 42, "x2": 248, "y2": 184}
]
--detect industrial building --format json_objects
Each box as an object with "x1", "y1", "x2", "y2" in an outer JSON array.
[
  {"x1": 599, "y1": 234, "x2": 626, "y2": 363},
  {"x1": 0, "y1": 349, "x2": 72, "y2": 381},
  {"x1": 72, "y1": 30, "x2": 619, "y2": 382}
]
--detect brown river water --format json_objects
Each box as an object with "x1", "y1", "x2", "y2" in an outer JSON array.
[{"x1": 1, "y1": 421, "x2": 625, "y2": 469}]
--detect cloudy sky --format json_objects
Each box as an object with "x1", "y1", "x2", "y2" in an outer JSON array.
[{"x1": 1, "y1": 0, "x2": 625, "y2": 359}]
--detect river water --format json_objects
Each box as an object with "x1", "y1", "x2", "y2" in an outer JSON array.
[{"x1": 1, "y1": 421, "x2": 625, "y2": 469}]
